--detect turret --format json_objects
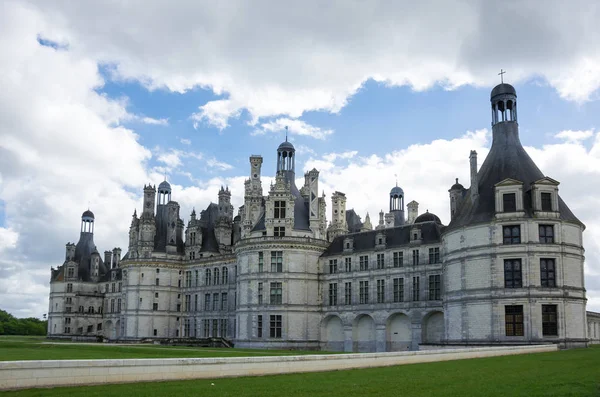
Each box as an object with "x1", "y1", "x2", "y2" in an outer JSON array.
[
  {"x1": 81, "y1": 210, "x2": 95, "y2": 234},
  {"x1": 128, "y1": 210, "x2": 139, "y2": 259},
  {"x1": 407, "y1": 200, "x2": 419, "y2": 224},
  {"x1": 389, "y1": 184, "x2": 405, "y2": 226},
  {"x1": 104, "y1": 250, "x2": 113, "y2": 268},
  {"x1": 327, "y1": 191, "x2": 348, "y2": 241},
  {"x1": 142, "y1": 184, "x2": 156, "y2": 217},
  {"x1": 243, "y1": 155, "x2": 264, "y2": 237},
  {"x1": 448, "y1": 178, "x2": 466, "y2": 220},
  {"x1": 166, "y1": 201, "x2": 180, "y2": 254},
  {"x1": 112, "y1": 247, "x2": 121, "y2": 268},
  {"x1": 65, "y1": 243, "x2": 75, "y2": 262},
  {"x1": 361, "y1": 212, "x2": 373, "y2": 231},
  {"x1": 90, "y1": 248, "x2": 101, "y2": 282},
  {"x1": 185, "y1": 209, "x2": 202, "y2": 260}
]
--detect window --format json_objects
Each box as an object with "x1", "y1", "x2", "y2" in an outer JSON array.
[
  {"x1": 376, "y1": 279, "x2": 385, "y2": 303},
  {"x1": 65, "y1": 318, "x2": 71, "y2": 324},
  {"x1": 328, "y1": 283, "x2": 338, "y2": 306},
  {"x1": 155, "y1": 278, "x2": 159, "y2": 286},
  {"x1": 220, "y1": 319, "x2": 228, "y2": 337},
  {"x1": 393, "y1": 278, "x2": 404, "y2": 302},
  {"x1": 505, "y1": 305, "x2": 524, "y2": 336},
  {"x1": 539, "y1": 225, "x2": 554, "y2": 243},
  {"x1": 258, "y1": 282, "x2": 263, "y2": 305},
  {"x1": 540, "y1": 259, "x2": 556, "y2": 287},
  {"x1": 359, "y1": 255, "x2": 369, "y2": 271},
  {"x1": 221, "y1": 293, "x2": 228, "y2": 310},
  {"x1": 112, "y1": 283, "x2": 115, "y2": 293},
  {"x1": 118, "y1": 282, "x2": 122, "y2": 292},
  {"x1": 222, "y1": 267, "x2": 228, "y2": 284},
  {"x1": 66, "y1": 306, "x2": 72, "y2": 313},
  {"x1": 185, "y1": 295, "x2": 191, "y2": 311},
  {"x1": 541, "y1": 192, "x2": 552, "y2": 211},
  {"x1": 177, "y1": 303, "x2": 181, "y2": 312},
  {"x1": 393, "y1": 252, "x2": 403, "y2": 267},
  {"x1": 214, "y1": 268, "x2": 220, "y2": 285},
  {"x1": 154, "y1": 329, "x2": 158, "y2": 336},
  {"x1": 270, "y1": 315, "x2": 282, "y2": 338},
  {"x1": 185, "y1": 271, "x2": 192, "y2": 287},
  {"x1": 88, "y1": 306, "x2": 94, "y2": 314},
  {"x1": 428, "y1": 248, "x2": 440, "y2": 264},
  {"x1": 204, "y1": 294, "x2": 211, "y2": 311},
  {"x1": 329, "y1": 259, "x2": 338, "y2": 274},
  {"x1": 212, "y1": 319, "x2": 218, "y2": 337},
  {"x1": 156, "y1": 268, "x2": 160, "y2": 274},
  {"x1": 257, "y1": 315, "x2": 263, "y2": 338},
  {"x1": 178, "y1": 279, "x2": 181, "y2": 288},
  {"x1": 271, "y1": 251, "x2": 283, "y2": 272},
  {"x1": 412, "y1": 277, "x2": 420, "y2": 301},
  {"x1": 203, "y1": 319, "x2": 210, "y2": 337},
  {"x1": 503, "y1": 225, "x2": 521, "y2": 244},
  {"x1": 66, "y1": 297, "x2": 72, "y2": 304},
  {"x1": 194, "y1": 294, "x2": 198, "y2": 311},
  {"x1": 542, "y1": 305, "x2": 558, "y2": 336},
  {"x1": 110, "y1": 299, "x2": 115, "y2": 313},
  {"x1": 376, "y1": 254, "x2": 385, "y2": 269},
  {"x1": 205, "y1": 269, "x2": 211, "y2": 286},
  {"x1": 344, "y1": 282, "x2": 352, "y2": 305},
  {"x1": 345, "y1": 257, "x2": 352, "y2": 272},
  {"x1": 67, "y1": 283, "x2": 73, "y2": 293},
  {"x1": 117, "y1": 299, "x2": 121, "y2": 312},
  {"x1": 212, "y1": 293, "x2": 219, "y2": 311},
  {"x1": 258, "y1": 252, "x2": 264, "y2": 272},
  {"x1": 270, "y1": 282, "x2": 282, "y2": 305},
  {"x1": 274, "y1": 200, "x2": 286, "y2": 218},
  {"x1": 504, "y1": 259, "x2": 522, "y2": 288},
  {"x1": 67, "y1": 267, "x2": 74, "y2": 278},
  {"x1": 64, "y1": 327, "x2": 71, "y2": 334},
  {"x1": 153, "y1": 302, "x2": 158, "y2": 311},
  {"x1": 412, "y1": 250, "x2": 419, "y2": 266},
  {"x1": 274, "y1": 226, "x2": 285, "y2": 237},
  {"x1": 195, "y1": 270, "x2": 199, "y2": 286},
  {"x1": 428, "y1": 275, "x2": 441, "y2": 300},
  {"x1": 359, "y1": 281, "x2": 369, "y2": 304},
  {"x1": 97, "y1": 323, "x2": 102, "y2": 331},
  {"x1": 87, "y1": 325, "x2": 93, "y2": 333},
  {"x1": 105, "y1": 284, "x2": 109, "y2": 293},
  {"x1": 503, "y1": 193, "x2": 516, "y2": 212}
]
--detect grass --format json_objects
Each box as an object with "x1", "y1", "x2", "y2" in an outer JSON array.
[
  {"x1": 0, "y1": 336, "x2": 334, "y2": 361},
  {"x1": 1, "y1": 339, "x2": 599, "y2": 396}
]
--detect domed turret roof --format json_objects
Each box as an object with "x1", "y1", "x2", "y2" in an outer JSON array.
[
  {"x1": 390, "y1": 186, "x2": 404, "y2": 196},
  {"x1": 158, "y1": 180, "x2": 172, "y2": 191},
  {"x1": 82, "y1": 210, "x2": 95, "y2": 219},
  {"x1": 450, "y1": 178, "x2": 464, "y2": 190},
  {"x1": 491, "y1": 83, "x2": 516, "y2": 99},
  {"x1": 414, "y1": 211, "x2": 441, "y2": 224},
  {"x1": 278, "y1": 140, "x2": 295, "y2": 151}
]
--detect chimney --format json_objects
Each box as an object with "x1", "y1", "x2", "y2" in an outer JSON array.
[
  {"x1": 104, "y1": 251, "x2": 112, "y2": 268},
  {"x1": 470, "y1": 150, "x2": 479, "y2": 199},
  {"x1": 112, "y1": 248, "x2": 122, "y2": 268}
]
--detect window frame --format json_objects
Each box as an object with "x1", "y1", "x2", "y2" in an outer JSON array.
[
  {"x1": 504, "y1": 259, "x2": 523, "y2": 288},
  {"x1": 503, "y1": 225, "x2": 521, "y2": 244},
  {"x1": 539, "y1": 224, "x2": 554, "y2": 244},
  {"x1": 540, "y1": 258, "x2": 556, "y2": 287},
  {"x1": 505, "y1": 305, "x2": 524, "y2": 336},
  {"x1": 503, "y1": 193, "x2": 517, "y2": 212}
]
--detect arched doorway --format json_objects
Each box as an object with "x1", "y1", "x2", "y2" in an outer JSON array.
[
  {"x1": 321, "y1": 315, "x2": 344, "y2": 351},
  {"x1": 386, "y1": 313, "x2": 411, "y2": 351},
  {"x1": 422, "y1": 311, "x2": 444, "y2": 344},
  {"x1": 352, "y1": 315, "x2": 375, "y2": 352}
]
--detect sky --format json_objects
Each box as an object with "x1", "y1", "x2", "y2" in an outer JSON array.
[{"x1": 1, "y1": 0, "x2": 599, "y2": 318}]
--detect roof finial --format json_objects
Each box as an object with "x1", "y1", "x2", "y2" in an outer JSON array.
[
  {"x1": 456, "y1": 178, "x2": 459, "y2": 184},
  {"x1": 395, "y1": 174, "x2": 398, "y2": 187},
  {"x1": 498, "y1": 69, "x2": 506, "y2": 84},
  {"x1": 285, "y1": 125, "x2": 288, "y2": 142},
  {"x1": 164, "y1": 172, "x2": 167, "y2": 182}
]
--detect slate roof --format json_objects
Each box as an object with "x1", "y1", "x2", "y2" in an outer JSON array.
[
  {"x1": 322, "y1": 221, "x2": 443, "y2": 257},
  {"x1": 346, "y1": 209, "x2": 363, "y2": 233},
  {"x1": 446, "y1": 120, "x2": 583, "y2": 232}
]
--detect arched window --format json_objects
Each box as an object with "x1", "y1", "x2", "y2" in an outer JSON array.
[
  {"x1": 222, "y1": 267, "x2": 228, "y2": 284},
  {"x1": 214, "y1": 268, "x2": 220, "y2": 285},
  {"x1": 88, "y1": 306, "x2": 94, "y2": 314},
  {"x1": 205, "y1": 269, "x2": 211, "y2": 286}
]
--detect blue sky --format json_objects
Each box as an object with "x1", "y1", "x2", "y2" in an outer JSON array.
[{"x1": 1, "y1": 0, "x2": 600, "y2": 317}]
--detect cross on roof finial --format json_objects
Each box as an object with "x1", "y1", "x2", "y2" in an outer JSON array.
[
  {"x1": 285, "y1": 126, "x2": 288, "y2": 142},
  {"x1": 498, "y1": 69, "x2": 506, "y2": 84}
]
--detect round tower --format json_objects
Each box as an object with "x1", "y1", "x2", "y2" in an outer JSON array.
[
  {"x1": 157, "y1": 180, "x2": 172, "y2": 206},
  {"x1": 277, "y1": 139, "x2": 295, "y2": 174},
  {"x1": 81, "y1": 210, "x2": 95, "y2": 234},
  {"x1": 389, "y1": 184, "x2": 405, "y2": 226}
]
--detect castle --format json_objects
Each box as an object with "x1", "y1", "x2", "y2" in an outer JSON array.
[{"x1": 48, "y1": 83, "x2": 595, "y2": 350}]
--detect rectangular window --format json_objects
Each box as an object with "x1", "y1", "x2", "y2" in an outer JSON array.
[
  {"x1": 376, "y1": 254, "x2": 385, "y2": 269},
  {"x1": 212, "y1": 319, "x2": 218, "y2": 337},
  {"x1": 503, "y1": 225, "x2": 521, "y2": 244},
  {"x1": 270, "y1": 282, "x2": 282, "y2": 305},
  {"x1": 221, "y1": 293, "x2": 228, "y2": 311},
  {"x1": 428, "y1": 275, "x2": 441, "y2": 300},
  {"x1": 185, "y1": 271, "x2": 192, "y2": 287},
  {"x1": 329, "y1": 259, "x2": 338, "y2": 274},
  {"x1": 212, "y1": 293, "x2": 219, "y2": 311},
  {"x1": 258, "y1": 282, "x2": 263, "y2": 305},
  {"x1": 112, "y1": 283, "x2": 115, "y2": 293},
  {"x1": 176, "y1": 303, "x2": 181, "y2": 312},
  {"x1": 540, "y1": 258, "x2": 556, "y2": 287},
  {"x1": 204, "y1": 294, "x2": 210, "y2": 311},
  {"x1": 270, "y1": 315, "x2": 282, "y2": 338},
  {"x1": 393, "y1": 252, "x2": 403, "y2": 267},
  {"x1": 503, "y1": 193, "x2": 517, "y2": 212},
  {"x1": 328, "y1": 283, "x2": 338, "y2": 306},
  {"x1": 428, "y1": 248, "x2": 440, "y2": 264},
  {"x1": 194, "y1": 294, "x2": 198, "y2": 311},
  {"x1": 359, "y1": 281, "x2": 369, "y2": 304},
  {"x1": 117, "y1": 299, "x2": 121, "y2": 312},
  {"x1": 376, "y1": 279, "x2": 385, "y2": 303},
  {"x1": 213, "y1": 268, "x2": 219, "y2": 285},
  {"x1": 542, "y1": 305, "x2": 558, "y2": 336},
  {"x1": 67, "y1": 267, "x2": 74, "y2": 278},
  {"x1": 344, "y1": 282, "x2": 352, "y2": 305},
  {"x1": 257, "y1": 315, "x2": 263, "y2": 338},
  {"x1": 412, "y1": 250, "x2": 419, "y2": 266},
  {"x1": 110, "y1": 299, "x2": 115, "y2": 313},
  {"x1": 359, "y1": 255, "x2": 369, "y2": 271},
  {"x1": 67, "y1": 283, "x2": 73, "y2": 293},
  {"x1": 345, "y1": 257, "x2": 352, "y2": 272},
  {"x1": 271, "y1": 251, "x2": 283, "y2": 272},
  {"x1": 274, "y1": 226, "x2": 286, "y2": 237},
  {"x1": 203, "y1": 319, "x2": 210, "y2": 338},
  {"x1": 154, "y1": 329, "x2": 158, "y2": 336},
  {"x1": 541, "y1": 192, "x2": 552, "y2": 211},
  {"x1": 504, "y1": 259, "x2": 522, "y2": 288},
  {"x1": 153, "y1": 302, "x2": 158, "y2": 311},
  {"x1": 195, "y1": 270, "x2": 199, "y2": 286},
  {"x1": 393, "y1": 278, "x2": 404, "y2": 303},
  {"x1": 220, "y1": 319, "x2": 227, "y2": 337},
  {"x1": 412, "y1": 276, "x2": 420, "y2": 301},
  {"x1": 274, "y1": 200, "x2": 286, "y2": 218},
  {"x1": 205, "y1": 269, "x2": 211, "y2": 286},
  {"x1": 539, "y1": 224, "x2": 554, "y2": 243},
  {"x1": 155, "y1": 278, "x2": 159, "y2": 286},
  {"x1": 184, "y1": 295, "x2": 191, "y2": 312},
  {"x1": 505, "y1": 305, "x2": 524, "y2": 336},
  {"x1": 258, "y1": 251, "x2": 264, "y2": 272}
]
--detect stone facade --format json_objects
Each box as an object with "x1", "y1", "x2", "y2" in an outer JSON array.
[{"x1": 48, "y1": 83, "x2": 593, "y2": 350}]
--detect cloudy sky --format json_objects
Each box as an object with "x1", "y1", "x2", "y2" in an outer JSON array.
[{"x1": 1, "y1": 0, "x2": 599, "y2": 318}]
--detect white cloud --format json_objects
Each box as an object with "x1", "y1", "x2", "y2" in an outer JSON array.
[
  {"x1": 139, "y1": 116, "x2": 169, "y2": 126},
  {"x1": 0, "y1": 227, "x2": 19, "y2": 253},
  {"x1": 206, "y1": 158, "x2": 234, "y2": 171},
  {"x1": 180, "y1": 138, "x2": 192, "y2": 145},
  {"x1": 22, "y1": 0, "x2": 600, "y2": 128},
  {"x1": 554, "y1": 129, "x2": 594, "y2": 143},
  {"x1": 256, "y1": 118, "x2": 334, "y2": 140}
]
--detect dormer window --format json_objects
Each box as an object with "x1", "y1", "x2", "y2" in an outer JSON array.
[
  {"x1": 541, "y1": 193, "x2": 552, "y2": 211},
  {"x1": 274, "y1": 201, "x2": 286, "y2": 219},
  {"x1": 343, "y1": 237, "x2": 354, "y2": 252},
  {"x1": 532, "y1": 177, "x2": 560, "y2": 216},
  {"x1": 503, "y1": 193, "x2": 516, "y2": 212}
]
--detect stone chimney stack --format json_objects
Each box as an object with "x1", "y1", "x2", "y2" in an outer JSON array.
[{"x1": 470, "y1": 150, "x2": 479, "y2": 199}]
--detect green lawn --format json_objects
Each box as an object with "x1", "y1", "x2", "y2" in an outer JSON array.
[
  {"x1": 0, "y1": 336, "x2": 333, "y2": 361},
  {"x1": 1, "y1": 344, "x2": 599, "y2": 396}
]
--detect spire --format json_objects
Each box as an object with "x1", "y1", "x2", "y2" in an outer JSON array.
[
  {"x1": 498, "y1": 68, "x2": 506, "y2": 84},
  {"x1": 285, "y1": 125, "x2": 288, "y2": 142}
]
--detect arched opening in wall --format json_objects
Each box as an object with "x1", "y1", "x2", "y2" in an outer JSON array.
[
  {"x1": 320, "y1": 315, "x2": 344, "y2": 352},
  {"x1": 115, "y1": 319, "x2": 121, "y2": 339},
  {"x1": 422, "y1": 311, "x2": 444, "y2": 344},
  {"x1": 104, "y1": 320, "x2": 113, "y2": 339},
  {"x1": 352, "y1": 314, "x2": 375, "y2": 353},
  {"x1": 386, "y1": 313, "x2": 411, "y2": 351}
]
